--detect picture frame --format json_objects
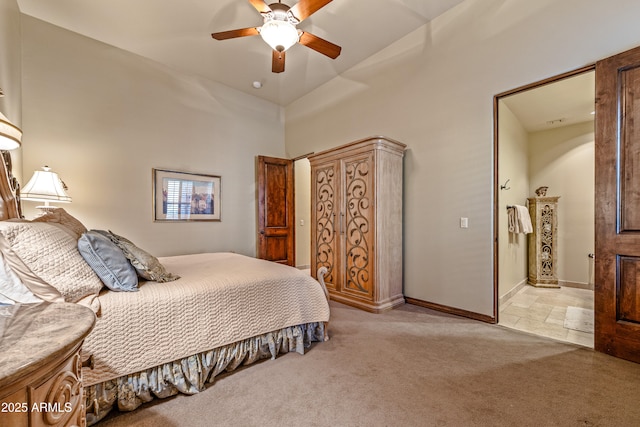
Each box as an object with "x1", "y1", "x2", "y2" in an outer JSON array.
[{"x1": 153, "y1": 168, "x2": 221, "y2": 222}]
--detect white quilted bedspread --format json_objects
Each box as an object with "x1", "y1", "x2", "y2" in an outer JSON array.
[{"x1": 81, "y1": 252, "x2": 330, "y2": 386}]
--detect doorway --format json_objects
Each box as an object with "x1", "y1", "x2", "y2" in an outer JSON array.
[
  {"x1": 256, "y1": 155, "x2": 312, "y2": 270},
  {"x1": 294, "y1": 157, "x2": 312, "y2": 271},
  {"x1": 494, "y1": 68, "x2": 595, "y2": 347}
]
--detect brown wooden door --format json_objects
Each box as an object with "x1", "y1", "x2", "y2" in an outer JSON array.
[
  {"x1": 257, "y1": 156, "x2": 294, "y2": 266},
  {"x1": 595, "y1": 45, "x2": 640, "y2": 363}
]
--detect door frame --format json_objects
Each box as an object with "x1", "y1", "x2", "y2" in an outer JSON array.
[{"x1": 492, "y1": 65, "x2": 595, "y2": 323}]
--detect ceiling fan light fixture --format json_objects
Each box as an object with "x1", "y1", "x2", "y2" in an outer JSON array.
[
  {"x1": 259, "y1": 20, "x2": 299, "y2": 52},
  {"x1": 211, "y1": 1, "x2": 340, "y2": 73}
]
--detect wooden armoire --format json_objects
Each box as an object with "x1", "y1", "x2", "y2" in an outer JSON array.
[{"x1": 309, "y1": 136, "x2": 406, "y2": 313}]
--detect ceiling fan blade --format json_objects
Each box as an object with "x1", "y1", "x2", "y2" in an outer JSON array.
[
  {"x1": 211, "y1": 27, "x2": 260, "y2": 40},
  {"x1": 299, "y1": 32, "x2": 341, "y2": 59},
  {"x1": 248, "y1": 0, "x2": 272, "y2": 14},
  {"x1": 272, "y1": 50, "x2": 285, "y2": 73},
  {"x1": 289, "y1": 0, "x2": 332, "y2": 22}
]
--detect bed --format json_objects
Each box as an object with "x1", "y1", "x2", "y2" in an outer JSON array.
[{"x1": 0, "y1": 153, "x2": 330, "y2": 424}]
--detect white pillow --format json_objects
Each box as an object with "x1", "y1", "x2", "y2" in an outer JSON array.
[
  {"x1": 0, "y1": 251, "x2": 43, "y2": 304},
  {"x1": 0, "y1": 222, "x2": 103, "y2": 302}
]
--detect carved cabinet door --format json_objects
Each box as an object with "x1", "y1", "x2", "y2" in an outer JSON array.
[
  {"x1": 311, "y1": 159, "x2": 340, "y2": 293},
  {"x1": 341, "y1": 151, "x2": 375, "y2": 301}
]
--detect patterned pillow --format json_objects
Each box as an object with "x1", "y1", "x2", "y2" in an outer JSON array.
[
  {"x1": 0, "y1": 222, "x2": 103, "y2": 302},
  {"x1": 96, "y1": 230, "x2": 180, "y2": 283},
  {"x1": 31, "y1": 208, "x2": 88, "y2": 240},
  {"x1": 78, "y1": 231, "x2": 139, "y2": 292}
]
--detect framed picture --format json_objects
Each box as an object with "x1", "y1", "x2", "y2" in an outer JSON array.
[{"x1": 153, "y1": 168, "x2": 221, "y2": 221}]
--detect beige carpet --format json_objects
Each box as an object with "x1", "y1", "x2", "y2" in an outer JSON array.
[{"x1": 99, "y1": 301, "x2": 640, "y2": 427}]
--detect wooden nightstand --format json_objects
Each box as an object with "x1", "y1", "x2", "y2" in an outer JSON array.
[{"x1": 0, "y1": 302, "x2": 95, "y2": 427}]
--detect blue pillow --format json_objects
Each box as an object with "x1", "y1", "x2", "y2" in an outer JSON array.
[{"x1": 78, "y1": 230, "x2": 138, "y2": 291}]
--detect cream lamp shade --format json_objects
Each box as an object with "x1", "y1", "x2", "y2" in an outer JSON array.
[
  {"x1": 0, "y1": 110, "x2": 22, "y2": 151},
  {"x1": 21, "y1": 166, "x2": 71, "y2": 214},
  {"x1": 0, "y1": 87, "x2": 22, "y2": 150}
]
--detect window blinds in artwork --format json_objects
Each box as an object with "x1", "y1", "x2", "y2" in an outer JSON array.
[{"x1": 163, "y1": 178, "x2": 214, "y2": 219}]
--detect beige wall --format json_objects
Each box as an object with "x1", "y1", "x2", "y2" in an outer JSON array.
[
  {"x1": 284, "y1": 0, "x2": 640, "y2": 317},
  {"x1": 0, "y1": 0, "x2": 22, "y2": 179},
  {"x1": 529, "y1": 121, "x2": 594, "y2": 286},
  {"x1": 20, "y1": 15, "x2": 285, "y2": 257},
  {"x1": 294, "y1": 158, "x2": 311, "y2": 268},
  {"x1": 498, "y1": 103, "x2": 529, "y2": 299}
]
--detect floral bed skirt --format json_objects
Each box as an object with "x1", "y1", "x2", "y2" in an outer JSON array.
[{"x1": 85, "y1": 322, "x2": 326, "y2": 425}]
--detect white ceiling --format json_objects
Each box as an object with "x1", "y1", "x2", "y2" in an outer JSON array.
[
  {"x1": 501, "y1": 71, "x2": 595, "y2": 133},
  {"x1": 17, "y1": 0, "x2": 467, "y2": 106}
]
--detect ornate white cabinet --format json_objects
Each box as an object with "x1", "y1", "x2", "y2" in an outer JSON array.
[
  {"x1": 527, "y1": 196, "x2": 560, "y2": 288},
  {"x1": 309, "y1": 136, "x2": 406, "y2": 313}
]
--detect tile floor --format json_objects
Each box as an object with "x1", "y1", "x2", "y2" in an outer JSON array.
[{"x1": 499, "y1": 285, "x2": 594, "y2": 348}]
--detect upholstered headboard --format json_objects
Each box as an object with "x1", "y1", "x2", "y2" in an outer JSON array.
[{"x1": 0, "y1": 151, "x2": 20, "y2": 220}]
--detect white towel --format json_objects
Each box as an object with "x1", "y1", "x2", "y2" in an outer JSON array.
[{"x1": 515, "y1": 205, "x2": 533, "y2": 234}]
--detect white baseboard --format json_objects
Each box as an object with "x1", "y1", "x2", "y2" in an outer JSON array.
[
  {"x1": 559, "y1": 280, "x2": 593, "y2": 290},
  {"x1": 499, "y1": 279, "x2": 527, "y2": 305}
]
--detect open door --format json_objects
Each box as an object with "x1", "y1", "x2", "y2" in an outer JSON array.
[
  {"x1": 257, "y1": 156, "x2": 295, "y2": 266},
  {"x1": 595, "y1": 45, "x2": 640, "y2": 363}
]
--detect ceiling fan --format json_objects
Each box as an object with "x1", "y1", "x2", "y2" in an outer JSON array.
[{"x1": 211, "y1": 0, "x2": 341, "y2": 73}]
